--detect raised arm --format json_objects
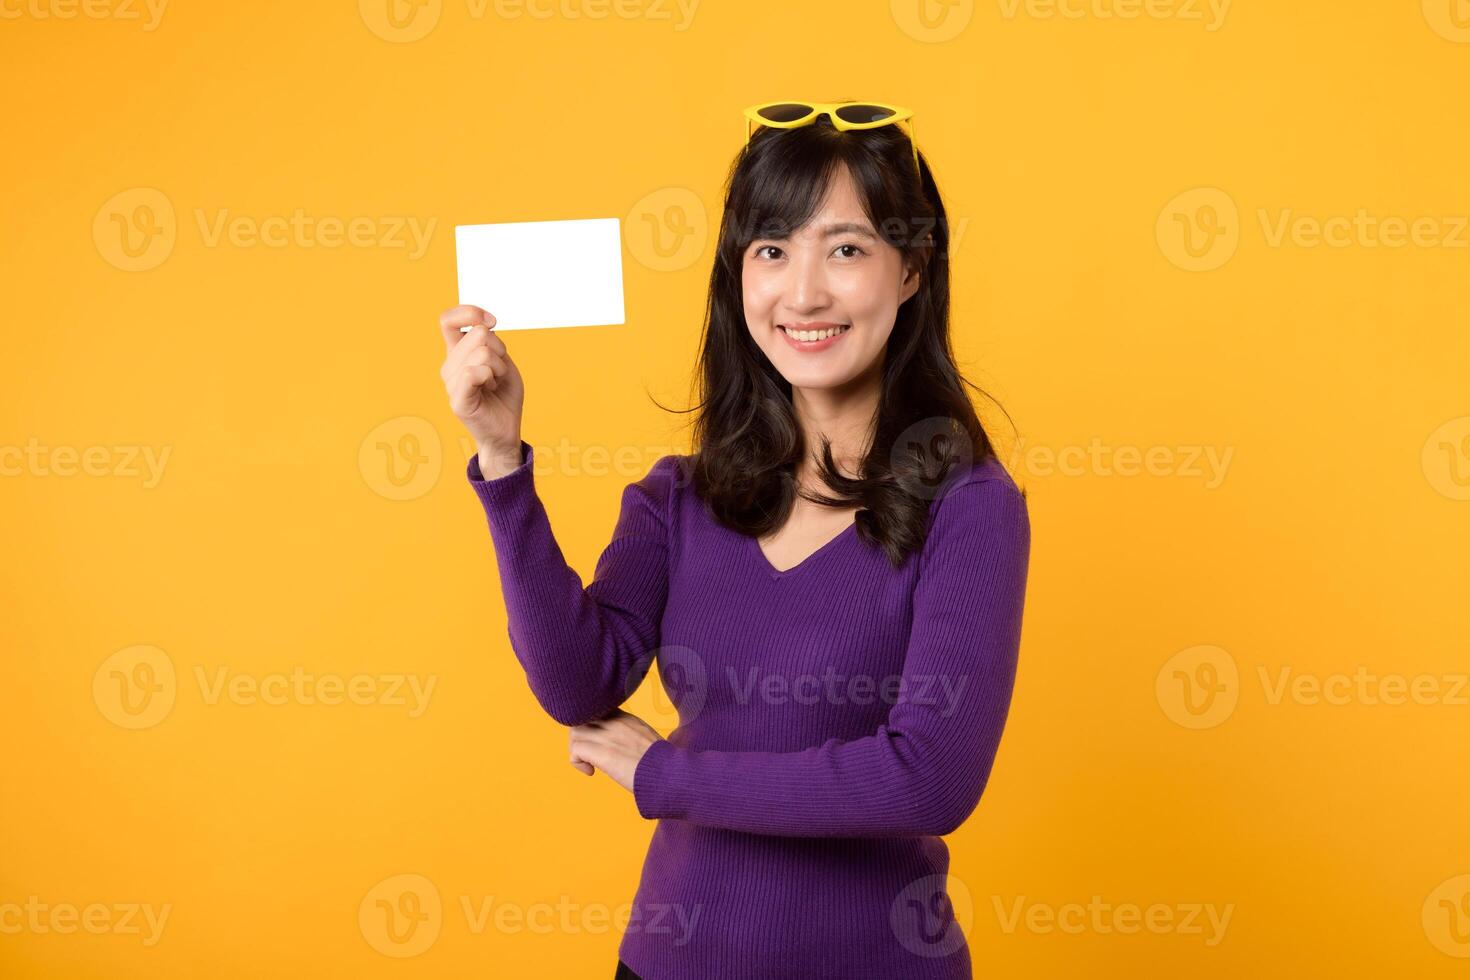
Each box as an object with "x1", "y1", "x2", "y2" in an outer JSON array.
[
  {"x1": 468, "y1": 442, "x2": 679, "y2": 727},
  {"x1": 631, "y1": 475, "x2": 1030, "y2": 838}
]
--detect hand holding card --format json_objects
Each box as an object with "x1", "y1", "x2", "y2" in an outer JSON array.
[{"x1": 437, "y1": 306, "x2": 525, "y2": 476}]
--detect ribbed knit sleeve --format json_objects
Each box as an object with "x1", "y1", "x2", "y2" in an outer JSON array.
[
  {"x1": 466, "y1": 442, "x2": 678, "y2": 728},
  {"x1": 631, "y1": 476, "x2": 1030, "y2": 838}
]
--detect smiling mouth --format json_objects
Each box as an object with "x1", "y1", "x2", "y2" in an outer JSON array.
[{"x1": 779, "y1": 324, "x2": 851, "y2": 342}]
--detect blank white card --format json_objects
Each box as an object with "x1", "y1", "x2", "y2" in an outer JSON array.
[{"x1": 454, "y1": 217, "x2": 625, "y2": 331}]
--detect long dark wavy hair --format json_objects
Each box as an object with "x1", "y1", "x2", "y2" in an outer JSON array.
[{"x1": 657, "y1": 110, "x2": 1017, "y2": 570}]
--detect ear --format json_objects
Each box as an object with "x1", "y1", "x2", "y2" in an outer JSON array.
[{"x1": 899, "y1": 255, "x2": 922, "y2": 305}]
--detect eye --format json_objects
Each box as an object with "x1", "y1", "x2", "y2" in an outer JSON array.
[
  {"x1": 753, "y1": 244, "x2": 783, "y2": 260},
  {"x1": 834, "y1": 243, "x2": 864, "y2": 259}
]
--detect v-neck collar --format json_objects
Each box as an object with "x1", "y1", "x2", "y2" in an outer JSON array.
[{"x1": 750, "y1": 519, "x2": 860, "y2": 580}]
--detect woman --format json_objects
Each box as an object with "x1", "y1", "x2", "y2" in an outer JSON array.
[{"x1": 437, "y1": 102, "x2": 1031, "y2": 980}]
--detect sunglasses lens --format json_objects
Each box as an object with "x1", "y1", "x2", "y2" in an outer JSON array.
[
  {"x1": 834, "y1": 104, "x2": 896, "y2": 124},
  {"x1": 756, "y1": 103, "x2": 813, "y2": 123}
]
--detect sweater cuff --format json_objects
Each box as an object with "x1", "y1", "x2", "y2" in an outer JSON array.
[
  {"x1": 633, "y1": 738, "x2": 684, "y2": 821},
  {"x1": 466, "y1": 440, "x2": 534, "y2": 506}
]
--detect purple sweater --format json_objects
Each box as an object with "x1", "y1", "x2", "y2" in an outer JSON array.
[{"x1": 467, "y1": 442, "x2": 1030, "y2": 980}]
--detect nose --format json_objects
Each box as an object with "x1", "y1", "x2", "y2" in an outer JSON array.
[{"x1": 785, "y1": 248, "x2": 831, "y2": 314}]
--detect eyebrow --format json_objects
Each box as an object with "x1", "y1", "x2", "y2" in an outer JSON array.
[
  {"x1": 818, "y1": 222, "x2": 877, "y2": 238},
  {"x1": 755, "y1": 221, "x2": 878, "y2": 242}
]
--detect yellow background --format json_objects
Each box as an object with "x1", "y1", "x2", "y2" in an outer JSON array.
[{"x1": 3, "y1": 0, "x2": 1469, "y2": 976}]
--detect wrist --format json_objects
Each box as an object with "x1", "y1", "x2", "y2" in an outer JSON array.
[{"x1": 476, "y1": 441, "x2": 524, "y2": 480}]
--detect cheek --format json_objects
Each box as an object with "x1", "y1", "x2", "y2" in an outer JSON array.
[
  {"x1": 742, "y1": 275, "x2": 785, "y2": 333},
  {"x1": 836, "y1": 275, "x2": 895, "y2": 324},
  {"x1": 742, "y1": 268, "x2": 777, "y2": 309}
]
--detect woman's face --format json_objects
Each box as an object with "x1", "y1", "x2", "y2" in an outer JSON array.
[{"x1": 742, "y1": 163, "x2": 921, "y2": 392}]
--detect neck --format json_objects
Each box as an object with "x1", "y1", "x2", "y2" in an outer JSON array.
[{"x1": 790, "y1": 362, "x2": 881, "y2": 485}]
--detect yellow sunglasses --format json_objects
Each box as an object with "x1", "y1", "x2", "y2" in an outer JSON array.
[{"x1": 742, "y1": 101, "x2": 920, "y2": 175}]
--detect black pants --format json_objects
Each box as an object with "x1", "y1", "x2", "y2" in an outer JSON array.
[{"x1": 614, "y1": 959, "x2": 643, "y2": 979}]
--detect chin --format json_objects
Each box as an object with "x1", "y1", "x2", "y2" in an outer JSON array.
[{"x1": 775, "y1": 362, "x2": 862, "y2": 390}]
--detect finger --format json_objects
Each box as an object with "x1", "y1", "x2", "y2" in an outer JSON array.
[
  {"x1": 570, "y1": 760, "x2": 595, "y2": 776},
  {"x1": 568, "y1": 735, "x2": 604, "y2": 771},
  {"x1": 448, "y1": 368, "x2": 492, "y2": 416},
  {"x1": 568, "y1": 738, "x2": 592, "y2": 771},
  {"x1": 569, "y1": 727, "x2": 610, "y2": 751},
  {"x1": 439, "y1": 306, "x2": 496, "y2": 350},
  {"x1": 464, "y1": 344, "x2": 500, "y2": 369},
  {"x1": 448, "y1": 332, "x2": 509, "y2": 388},
  {"x1": 453, "y1": 310, "x2": 499, "y2": 336},
  {"x1": 440, "y1": 325, "x2": 482, "y2": 386},
  {"x1": 443, "y1": 324, "x2": 491, "y2": 380},
  {"x1": 481, "y1": 329, "x2": 508, "y2": 358},
  {"x1": 463, "y1": 364, "x2": 496, "y2": 392}
]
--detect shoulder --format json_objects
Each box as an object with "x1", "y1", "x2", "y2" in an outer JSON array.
[
  {"x1": 925, "y1": 454, "x2": 1030, "y2": 545},
  {"x1": 937, "y1": 453, "x2": 1025, "y2": 506},
  {"x1": 621, "y1": 451, "x2": 693, "y2": 518},
  {"x1": 626, "y1": 450, "x2": 688, "y2": 484},
  {"x1": 639, "y1": 452, "x2": 693, "y2": 492}
]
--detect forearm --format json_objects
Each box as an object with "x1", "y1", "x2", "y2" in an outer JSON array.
[
  {"x1": 491, "y1": 493, "x2": 654, "y2": 727},
  {"x1": 468, "y1": 444, "x2": 674, "y2": 727},
  {"x1": 632, "y1": 687, "x2": 1013, "y2": 839}
]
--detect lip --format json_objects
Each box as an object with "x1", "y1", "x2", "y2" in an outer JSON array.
[{"x1": 777, "y1": 322, "x2": 850, "y2": 353}]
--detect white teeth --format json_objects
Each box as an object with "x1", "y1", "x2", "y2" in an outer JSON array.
[{"x1": 781, "y1": 325, "x2": 850, "y2": 342}]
